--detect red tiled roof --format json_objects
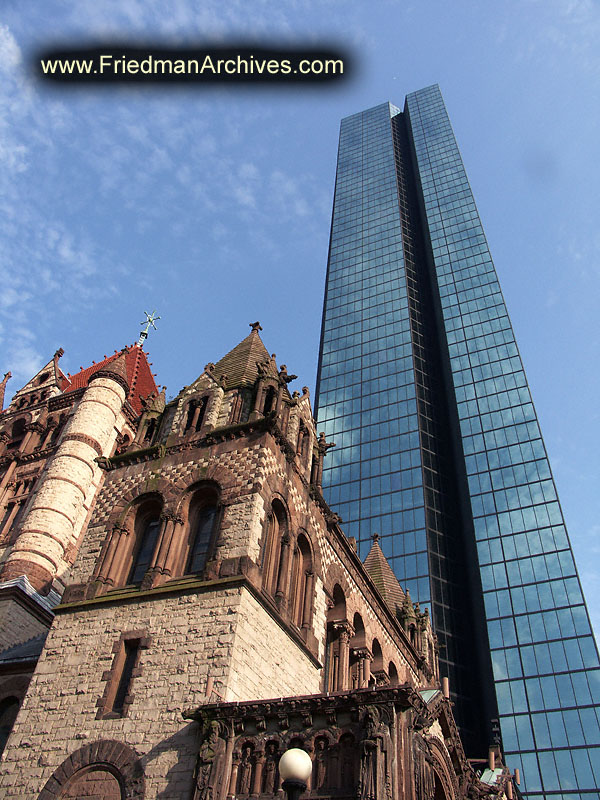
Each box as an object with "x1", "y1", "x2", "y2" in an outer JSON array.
[{"x1": 59, "y1": 346, "x2": 158, "y2": 415}]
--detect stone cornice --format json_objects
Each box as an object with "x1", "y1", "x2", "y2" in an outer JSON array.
[
  {"x1": 0, "y1": 444, "x2": 56, "y2": 468},
  {"x1": 184, "y1": 683, "x2": 428, "y2": 725},
  {"x1": 48, "y1": 388, "x2": 84, "y2": 411}
]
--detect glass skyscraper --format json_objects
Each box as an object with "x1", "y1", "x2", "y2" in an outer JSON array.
[{"x1": 315, "y1": 85, "x2": 600, "y2": 798}]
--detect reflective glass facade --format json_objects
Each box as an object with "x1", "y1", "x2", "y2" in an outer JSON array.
[{"x1": 315, "y1": 85, "x2": 600, "y2": 798}]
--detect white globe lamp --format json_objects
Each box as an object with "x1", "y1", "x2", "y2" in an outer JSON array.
[{"x1": 279, "y1": 748, "x2": 312, "y2": 800}]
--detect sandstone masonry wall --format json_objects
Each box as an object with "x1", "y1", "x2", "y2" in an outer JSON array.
[
  {"x1": 0, "y1": 587, "x2": 238, "y2": 798},
  {"x1": 226, "y1": 589, "x2": 321, "y2": 701},
  {"x1": 0, "y1": 578, "x2": 323, "y2": 799}
]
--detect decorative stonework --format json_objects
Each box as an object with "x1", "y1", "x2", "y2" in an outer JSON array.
[
  {"x1": 184, "y1": 686, "x2": 509, "y2": 800},
  {"x1": 37, "y1": 740, "x2": 145, "y2": 799}
]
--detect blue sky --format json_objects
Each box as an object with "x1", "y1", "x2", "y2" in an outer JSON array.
[{"x1": 1, "y1": 1, "x2": 599, "y2": 633}]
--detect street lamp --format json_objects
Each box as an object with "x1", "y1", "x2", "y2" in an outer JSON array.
[{"x1": 279, "y1": 748, "x2": 312, "y2": 800}]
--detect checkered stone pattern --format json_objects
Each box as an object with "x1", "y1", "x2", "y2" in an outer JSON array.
[{"x1": 69, "y1": 439, "x2": 274, "y2": 585}]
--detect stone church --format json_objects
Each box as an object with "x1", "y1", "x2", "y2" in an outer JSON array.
[{"x1": 0, "y1": 324, "x2": 512, "y2": 799}]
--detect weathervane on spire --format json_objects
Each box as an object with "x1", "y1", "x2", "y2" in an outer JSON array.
[{"x1": 137, "y1": 310, "x2": 160, "y2": 348}]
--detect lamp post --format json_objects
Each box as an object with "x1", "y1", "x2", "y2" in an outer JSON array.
[{"x1": 279, "y1": 748, "x2": 312, "y2": 800}]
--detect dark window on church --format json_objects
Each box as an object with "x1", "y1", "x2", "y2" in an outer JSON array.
[
  {"x1": 112, "y1": 641, "x2": 139, "y2": 716},
  {"x1": 50, "y1": 414, "x2": 66, "y2": 445},
  {"x1": 7, "y1": 419, "x2": 26, "y2": 450},
  {"x1": 290, "y1": 534, "x2": 312, "y2": 629},
  {"x1": 129, "y1": 517, "x2": 161, "y2": 586},
  {"x1": 97, "y1": 633, "x2": 149, "y2": 720},
  {"x1": 0, "y1": 502, "x2": 24, "y2": 544},
  {"x1": 262, "y1": 386, "x2": 277, "y2": 415},
  {"x1": 0, "y1": 697, "x2": 20, "y2": 756},
  {"x1": 143, "y1": 417, "x2": 157, "y2": 443},
  {"x1": 188, "y1": 506, "x2": 217, "y2": 574},
  {"x1": 185, "y1": 487, "x2": 220, "y2": 576},
  {"x1": 262, "y1": 500, "x2": 287, "y2": 596}
]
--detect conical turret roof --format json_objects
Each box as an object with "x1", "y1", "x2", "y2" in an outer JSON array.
[
  {"x1": 364, "y1": 535, "x2": 406, "y2": 619},
  {"x1": 212, "y1": 323, "x2": 276, "y2": 389},
  {"x1": 60, "y1": 346, "x2": 158, "y2": 414}
]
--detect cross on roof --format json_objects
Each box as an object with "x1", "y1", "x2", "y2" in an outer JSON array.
[{"x1": 137, "y1": 310, "x2": 160, "y2": 348}]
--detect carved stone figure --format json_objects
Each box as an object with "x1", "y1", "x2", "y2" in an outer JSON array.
[
  {"x1": 413, "y1": 733, "x2": 436, "y2": 800},
  {"x1": 195, "y1": 720, "x2": 226, "y2": 800},
  {"x1": 262, "y1": 742, "x2": 279, "y2": 795},
  {"x1": 359, "y1": 709, "x2": 392, "y2": 800},
  {"x1": 237, "y1": 745, "x2": 254, "y2": 795},
  {"x1": 313, "y1": 737, "x2": 329, "y2": 792}
]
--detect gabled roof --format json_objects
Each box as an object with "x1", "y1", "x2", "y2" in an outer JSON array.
[
  {"x1": 60, "y1": 345, "x2": 158, "y2": 415},
  {"x1": 212, "y1": 325, "x2": 276, "y2": 389},
  {"x1": 2, "y1": 350, "x2": 67, "y2": 413},
  {"x1": 363, "y1": 536, "x2": 406, "y2": 618}
]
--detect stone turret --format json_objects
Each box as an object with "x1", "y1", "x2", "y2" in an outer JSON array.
[{"x1": 0, "y1": 353, "x2": 130, "y2": 594}]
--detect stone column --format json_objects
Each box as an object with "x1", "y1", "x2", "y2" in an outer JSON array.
[
  {"x1": 335, "y1": 622, "x2": 354, "y2": 691},
  {"x1": 40, "y1": 419, "x2": 58, "y2": 450},
  {"x1": 0, "y1": 359, "x2": 128, "y2": 593},
  {"x1": 251, "y1": 750, "x2": 265, "y2": 797},
  {"x1": 150, "y1": 513, "x2": 183, "y2": 583},
  {"x1": 92, "y1": 525, "x2": 128, "y2": 591},
  {"x1": 274, "y1": 533, "x2": 292, "y2": 609},
  {"x1": 204, "y1": 387, "x2": 224, "y2": 432},
  {"x1": 18, "y1": 424, "x2": 38, "y2": 455},
  {"x1": 228, "y1": 752, "x2": 240, "y2": 799},
  {"x1": 302, "y1": 570, "x2": 315, "y2": 630},
  {"x1": 250, "y1": 379, "x2": 265, "y2": 420},
  {"x1": 355, "y1": 648, "x2": 373, "y2": 688},
  {"x1": 0, "y1": 457, "x2": 17, "y2": 506}
]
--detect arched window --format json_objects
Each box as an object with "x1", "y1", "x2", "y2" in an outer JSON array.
[
  {"x1": 50, "y1": 414, "x2": 66, "y2": 445},
  {"x1": 262, "y1": 500, "x2": 287, "y2": 596},
  {"x1": 59, "y1": 767, "x2": 123, "y2": 799},
  {"x1": 349, "y1": 614, "x2": 366, "y2": 688},
  {"x1": 290, "y1": 533, "x2": 313, "y2": 629},
  {"x1": 186, "y1": 488, "x2": 219, "y2": 575},
  {"x1": 325, "y1": 584, "x2": 347, "y2": 692},
  {"x1": 388, "y1": 661, "x2": 399, "y2": 686},
  {"x1": 409, "y1": 624, "x2": 417, "y2": 647},
  {"x1": 371, "y1": 639, "x2": 384, "y2": 686},
  {"x1": 262, "y1": 385, "x2": 277, "y2": 415},
  {"x1": 128, "y1": 501, "x2": 162, "y2": 586},
  {"x1": 7, "y1": 419, "x2": 26, "y2": 450},
  {"x1": 143, "y1": 417, "x2": 157, "y2": 444},
  {"x1": 0, "y1": 697, "x2": 20, "y2": 756}
]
